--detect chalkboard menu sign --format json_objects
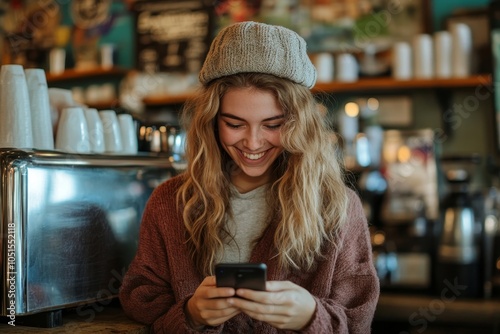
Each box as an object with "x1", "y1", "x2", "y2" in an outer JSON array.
[{"x1": 133, "y1": 0, "x2": 214, "y2": 73}]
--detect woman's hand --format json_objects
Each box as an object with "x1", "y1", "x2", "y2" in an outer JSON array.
[
  {"x1": 185, "y1": 276, "x2": 241, "y2": 329},
  {"x1": 227, "y1": 281, "x2": 317, "y2": 330}
]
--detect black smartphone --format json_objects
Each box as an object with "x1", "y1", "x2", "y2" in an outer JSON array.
[{"x1": 215, "y1": 263, "x2": 267, "y2": 291}]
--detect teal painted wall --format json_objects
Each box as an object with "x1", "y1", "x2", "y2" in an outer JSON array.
[
  {"x1": 432, "y1": 0, "x2": 490, "y2": 31},
  {"x1": 60, "y1": 1, "x2": 135, "y2": 69}
]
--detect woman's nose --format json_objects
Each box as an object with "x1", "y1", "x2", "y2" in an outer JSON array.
[{"x1": 243, "y1": 128, "x2": 263, "y2": 150}]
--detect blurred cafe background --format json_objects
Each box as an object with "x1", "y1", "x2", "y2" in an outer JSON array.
[{"x1": 1, "y1": 0, "x2": 500, "y2": 333}]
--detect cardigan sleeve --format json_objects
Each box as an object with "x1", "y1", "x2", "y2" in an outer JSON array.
[
  {"x1": 118, "y1": 182, "x2": 223, "y2": 333},
  {"x1": 302, "y1": 190, "x2": 380, "y2": 334}
]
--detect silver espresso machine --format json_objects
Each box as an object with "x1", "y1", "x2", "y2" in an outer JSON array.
[{"x1": 0, "y1": 149, "x2": 174, "y2": 325}]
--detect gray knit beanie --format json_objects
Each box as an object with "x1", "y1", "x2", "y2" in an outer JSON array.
[{"x1": 199, "y1": 21, "x2": 317, "y2": 88}]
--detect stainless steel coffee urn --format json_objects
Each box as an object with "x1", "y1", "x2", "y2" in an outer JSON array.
[{"x1": 435, "y1": 155, "x2": 482, "y2": 298}]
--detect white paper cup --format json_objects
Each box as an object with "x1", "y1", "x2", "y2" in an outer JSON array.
[
  {"x1": 99, "y1": 110, "x2": 123, "y2": 154},
  {"x1": 84, "y1": 108, "x2": 105, "y2": 154},
  {"x1": 118, "y1": 114, "x2": 138, "y2": 154},
  {"x1": 55, "y1": 107, "x2": 90, "y2": 153}
]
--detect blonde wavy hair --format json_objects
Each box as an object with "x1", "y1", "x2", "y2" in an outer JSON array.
[{"x1": 178, "y1": 73, "x2": 348, "y2": 276}]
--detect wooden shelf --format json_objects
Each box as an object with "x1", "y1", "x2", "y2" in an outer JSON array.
[
  {"x1": 86, "y1": 99, "x2": 121, "y2": 110},
  {"x1": 311, "y1": 74, "x2": 492, "y2": 94},
  {"x1": 143, "y1": 92, "x2": 197, "y2": 106},
  {"x1": 46, "y1": 67, "x2": 129, "y2": 83},
  {"x1": 142, "y1": 74, "x2": 492, "y2": 107}
]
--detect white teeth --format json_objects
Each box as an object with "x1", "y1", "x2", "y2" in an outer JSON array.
[{"x1": 243, "y1": 151, "x2": 265, "y2": 160}]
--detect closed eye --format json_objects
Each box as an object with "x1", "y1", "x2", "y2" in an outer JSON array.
[
  {"x1": 265, "y1": 124, "x2": 282, "y2": 130},
  {"x1": 224, "y1": 122, "x2": 242, "y2": 129}
]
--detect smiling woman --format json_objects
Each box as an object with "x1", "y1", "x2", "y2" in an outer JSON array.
[
  {"x1": 120, "y1": 21, "x2": 379, "y2": 333},
  {"x1": 217, "y1": 86, "x2": 285, "y2": 192}
]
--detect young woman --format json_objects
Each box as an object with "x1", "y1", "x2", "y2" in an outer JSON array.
[{"x1": 120, "y1": 21, "x2": 379, "y2": 333}]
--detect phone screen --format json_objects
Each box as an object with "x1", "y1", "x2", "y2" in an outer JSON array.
[{"x1": 215, "y1": 263, "x2": 267, "y2": 291}]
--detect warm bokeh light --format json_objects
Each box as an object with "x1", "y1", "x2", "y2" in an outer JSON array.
[
  {"x1": 373, "y1": 232, "x2": 386, "y2": 246},
  {"x1": 345, "y1": 102, "x2": 359, "y2": 117},
  {"x1": 397, "y1": 145, "x2": 411, "y2": 163}
]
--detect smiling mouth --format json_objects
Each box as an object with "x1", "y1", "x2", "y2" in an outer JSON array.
[{"x1": 242, "y1": 150, "x2": 266, "y2": 160}]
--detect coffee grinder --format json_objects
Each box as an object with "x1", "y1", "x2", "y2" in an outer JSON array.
[{"x1": 435, "y1": 155, "x2": 483, "y2": 298}]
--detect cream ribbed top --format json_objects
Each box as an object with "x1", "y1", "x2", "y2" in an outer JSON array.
[{"x1": 221, "y1": 184, "x2": 269, "y2": 263}]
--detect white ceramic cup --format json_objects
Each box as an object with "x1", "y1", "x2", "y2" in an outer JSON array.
[
  {"x1": 100, "y1": 44, "x2": 115, "y2": 69},
  {"x1": 434, "y1": 31, "x2": 453, "y2": 78},
  {"x1": 85, "y1": 84, "x2": 102, "y2": 104},
  {"x1": 336, "y1": 53, "x2": 358, "y2": 82},
  {"x1": 451, "y1": 23, "x2": 473, "y2": 78},
  {"x1": 25, "y1": 68, "x2": 55, "y2": 150},
  {"x1": 49, "y1": 48, "x2": 66, "y2": 75},
  {"x1": 0, "y1": 64, "x2": 34, "y2": 149},
  {"x1": 118, "y1": 114, "x2": 138, "y2": 154},
  {"x1": 100, "y1": 83, "x2": 116, "y2": 101},
  {"x1": 314, "y1": 53, "x2": 334, "y2": 83},
  {"x1": 84, "y1": 108, "x2": 105, "y2": 154},
  {"x1": 392, "y1": 42, "x2": 413, "y2": 80},
  {"x1": 413, "y1": 34, "x2": 434, "y2": 79},
  {"x1": 99, "y1": 110, "x2": 123, "y2": 153},
  {"x1": 55, "y1": 107, "x2": 90, "y2": 153}
]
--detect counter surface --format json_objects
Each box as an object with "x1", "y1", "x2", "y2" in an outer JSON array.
[
  {"x1": 375, "y1": 292, "x2": 500, "y2": 325},
  {"x1": 0, "y1": 306, "x2": 149, "y2": 333},
  {"x1": 1, "y1": 293, "x2": 499, "y2": 332}
]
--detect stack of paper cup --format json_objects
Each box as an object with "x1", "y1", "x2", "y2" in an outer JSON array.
[
  {"x1": 434, "y1": 31, "x2": 453, "y2": 78},
  {"x1": 0, "y1": 64, "x2": 33, "y2": 149},
  {"x1": 413, "y1": 34, "x2": 434, "y2": 79},
  {"x1": 451, "y1": 23, "x2": 473, "y2": 78},
  {"x1": 25, "y1": 68, "x2": 55, "y2": 150},
  {"x1": 392, "y1": 42, "x2": 412, "y2": 80}
]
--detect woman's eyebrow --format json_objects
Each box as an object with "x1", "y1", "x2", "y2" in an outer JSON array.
[{"x1": 220, "y1": 113, "x2": 285, "y2": 122}]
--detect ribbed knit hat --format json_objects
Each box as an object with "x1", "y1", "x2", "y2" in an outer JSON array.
[{"x1": 199, "y1": 21, "x2": 317, "y2": 88}]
